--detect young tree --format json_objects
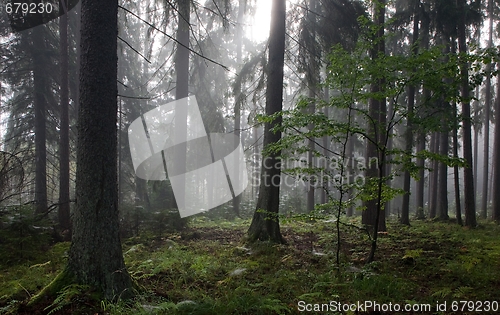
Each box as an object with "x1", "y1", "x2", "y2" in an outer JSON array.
[{"x1": 247, "y1": 0, "x2": 286, "y2": 243}]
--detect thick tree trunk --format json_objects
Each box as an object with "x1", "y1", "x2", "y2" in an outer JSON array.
[
  {"x1": 66, "y1": 0, "x2": 132, "y2": 299},
  {"x1": 247, "y1": 0, "x2": 286, "y2": 243},
  {"x1": 58, "y1": 2, "x2": 71, "y2": 234},
  {"x1": 32, "y1": 27, "x2": 48, "y2": 215},
  {"x1": 458, "y1": 0, "x2": 476, "y2": 227}
]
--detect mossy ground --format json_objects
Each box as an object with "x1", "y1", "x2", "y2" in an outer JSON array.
[{"x1": 1, "y1": 217, "x2": 499, "y2": 314}]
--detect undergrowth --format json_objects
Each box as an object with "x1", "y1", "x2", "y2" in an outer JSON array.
[{"x1": 1, "y1": 217, "x2": 499, "y2": 314}]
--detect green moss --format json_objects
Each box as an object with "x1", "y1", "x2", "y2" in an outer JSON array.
[{"x1": 27, "y1": 267, "x2": 76, "y2": 307}]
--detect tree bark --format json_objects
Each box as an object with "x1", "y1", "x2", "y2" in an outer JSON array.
[
  {"x1": 492, "y1": 62, "x2": 500, "y2": 222},
  {"x1": 346, "y1": 133, "x2": 354, "y2": 217},
  {"x1": 429, "y1": 132, "x2": 439, "y2": 218},
  {"x1": 453, "y1": 101, "x2": 463, "y2": 225},
  {"x1": 458, "y1": 0, "x2": 477, "y2": 227},
  {"x1": 171, "y1": 0, "x2": 190, "y2": 210},
  {"x1": 232, "y1": 0, "x2": 246, "y2": 218},
  {"x1": 32, "y1": 26, "x2": 48, "y2": 215},
  {"x1": 366, "y1": 0, "x2": 386, "y2": 263},
  {"x1": 437, "y1": 129, "x2": 449, "y2": 220},
  {"x1": 401, "y1": 2, "x2": 419, "y2": 225},
  {"x1": 305, "y1": 0, "x2": 319, "y2": 213},
  {"x1": 415, "y1": 132, "x2": 425, "y2": 219},
  {"x1": 481, "y1": 0, "x2": 493, "y2": 219},
  {"x1": 58, "y1": 1, "x2": 71, "y2": 235},
  {"x1": 66, "y1": 0, "x2": 132, "y2": 299},
  {"x1": 247, "y1": 0, "x2": 286, "y2": 243},
  {"x1": 363, "y1": 0, "x2": 386, "y2": 235},
  {"x1": 321, "y1": 87, "x2": 329, "y2": 205}
]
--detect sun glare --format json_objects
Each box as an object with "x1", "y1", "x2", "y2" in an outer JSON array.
[{"x1": 248, "y1": 0, "x2": 298, "y2": 43}]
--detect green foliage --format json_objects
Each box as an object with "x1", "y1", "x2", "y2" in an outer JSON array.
[
  {"x1": 2, "y1": 219, "x2": 500, "y2": 314},
  {"x1": 0, "y1": 205, "x2": 52, "y2": 268},
  {"x1": 44, "y1": 284, "x2": 92, "y2": 315}
]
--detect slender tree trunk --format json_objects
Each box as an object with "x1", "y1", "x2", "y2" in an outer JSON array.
[
  {"x1": 366, "y1": 0, "x2": 386, "y2": 263},
  {"x1": 492, "y1": 62, "x2": 500, "y2": 222},
  {"x1": 247, "y1": 0, "x2": 286, "y2": 243},
  {"x1": 453, "y1": 101, "x2": 463, "y2": 225},
  {"x1": 346, "y1": 133, "x2": 354, "y2": 217},
  {"x1": 59, "y1": 2, "x2": 71, "y2": 235},
  {"x1": 385, "y1": 98, "x2": 393, "y2": 218},
  {"x1": 66, "y1": 0, "x2": 132, "y2": 299},
  {"x1": 416, "y1": 3, "x2": 428, "y2": 220},
  {"x1": 415, "y1": 132, "x2": 426, "y2": 219},
  {"x1": 74, "y1": 1, "x2": 81, "y2": 122},
  {"x1": 481, "y1": 0, "x2": 493, "y2": 219},
  {"x1": 32, "y1": 26, "x2": 48, "y2": 215},
  {"x1": 175, "y1": 0, "x2": 190, "y2": 102},
  {"x1": 363, "y1": 0, "x2": 386, "y2": 234},
  {"x1": 171, "y1": 0, "x2": 190, "y2": 210},
  {"x1": 473, "y1": 30, "x2": 480, "y2": 200},
  {"x1": 305, "y1": 0, "x2": 319, "y2": 213},
  {"x1": 232, "y1": 0, "x2": 246, "y2": 218},
  {"x1": 429, "y1": 132, "x2": 439, "y2": 218},
  {"x1": 252, "y1": 106, "x2": 260, "y2": 199},
  {"x1": 437, "y1": 129, "x2": 449, "y2": 220},
  {"x1": 307, "y1": 87, "x2": 316, "y2": 213},
  {"x1": 436, "y1": 37, "x2": 452, "y2": 221},
  {"x1": 458, "y1": 0, "x2": 476, "y2": 227},
  {"x1": 401, "y1": 3, "x2": 419, "y2": 225},
  {"x1": 321, "y1": 87, "x2": 329, "y2": 204}
]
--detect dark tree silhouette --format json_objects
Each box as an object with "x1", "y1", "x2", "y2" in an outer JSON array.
[
  {"x1": 363, "y1": 0, "x2": 387, "y2": 236},
  {"x1": 457, "y1": 0, "x2": 477, "y2": 227},
  {"x1": 247, "y1": 0, "x2": 286, "y2": 243},
  {"x1": 32, "y1": 26, "x2": 48, "y2": 215},
  {"x1": 58, "y1": 0, "x2": 71, "y2": 235}
]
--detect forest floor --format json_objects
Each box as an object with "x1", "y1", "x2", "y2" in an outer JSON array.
[{"x1": 1, "y1": 216, "x2": 500, "y2": 314}]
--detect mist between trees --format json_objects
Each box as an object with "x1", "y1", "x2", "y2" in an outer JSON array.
[{"x1": 1, "y1": 0, "x2": 500, "y2": 312}]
